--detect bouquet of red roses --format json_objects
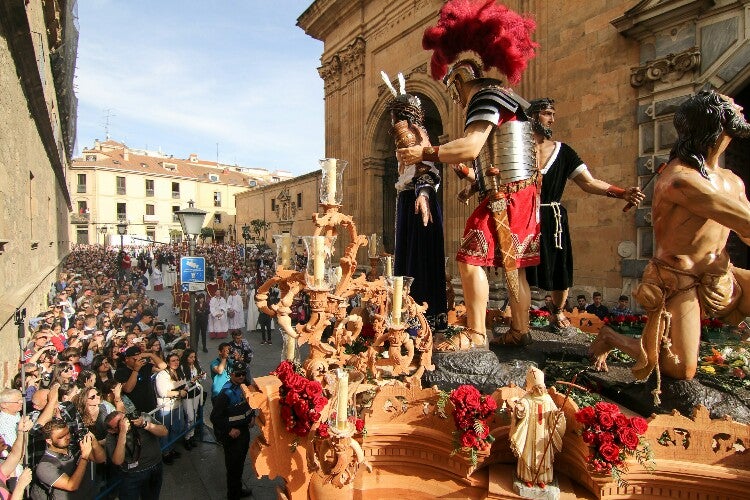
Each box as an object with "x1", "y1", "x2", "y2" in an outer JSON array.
[
  {"x1": 448, "y1": 385, "x2": 497, "y2": 465},
  {"x1": 574, "y1": 401, "x2": 653, "y2": 485},
  {"x1": 273, "y1": 361, "x2": 328, "y2": 438}
]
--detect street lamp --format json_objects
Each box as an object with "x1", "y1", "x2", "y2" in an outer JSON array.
[
  {"x1": 116, "y1": 222, "x2": 128, "y2": 251},
  {"x1": 175, "y1": 200, "x2": 207, "y2": 350},
  {"x1": 99, "y1": 226, "x2": 108, "y2": 246}
]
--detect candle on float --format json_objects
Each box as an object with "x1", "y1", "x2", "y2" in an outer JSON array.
[
  {"x1": 369, "y1": 233, "x2": 377, "y2": 257},
  {"x1": 335, "y1": 368, "x2": 349, "y2": 430},
  {"x1": 334, "y1": 266, "x2": 342, "y2": 286},
  {"x1": 312, "y1": 236, "x2": 326, "y2": 287},
  {"x1": 392, "y1": 276, "x2": 404, "y2": 325},
  {"x1": 280, "y1": 232, "x2": 292, "y2": 268},
  {"x1": 383, "y1": 256, "x2": 393, "y2": 278},
  {"x1": 322, "y1": 158, "x2": 337, "y2": 205}
]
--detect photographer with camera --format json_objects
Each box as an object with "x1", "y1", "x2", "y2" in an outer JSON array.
[
  {"x1": 104, "y1": 410, "x2": 167, "y2": 500},
  {"x1": 31, "y1": 419, "x2": 105, "y2": 500},
  {"x1": 114, "y1": 347, "x2": 166, "y2": 414}
]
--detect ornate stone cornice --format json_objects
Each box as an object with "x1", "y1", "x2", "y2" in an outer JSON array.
[
  {"x1": 318, "y1": 36, "x2": 366, "y2": 94},
  {"x1": 630, "y1": 47, "x2": 701, "y2": 87}
]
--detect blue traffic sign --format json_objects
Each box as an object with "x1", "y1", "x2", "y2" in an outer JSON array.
[{"x1": 180, "y1": 256, "x2": 205, "y2": 284}]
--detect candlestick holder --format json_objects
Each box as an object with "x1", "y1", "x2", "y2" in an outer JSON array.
[
  {"x1": 302, "y1": 235, "x2": 337, "y2": 291},
  {"x1": 273, "y1": 232, "x2": 296, "y2": 270},
  {"x1": 381, "y1": 255, "x2": 393, "y2": 279},
  {"x1": 319, "y1": 158, "x2": 348, "y2": 206},
  {"x1": 386, "y1": 275, "x2": 414, "y2": 328}
]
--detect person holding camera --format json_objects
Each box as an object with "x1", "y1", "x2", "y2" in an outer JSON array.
[
  {"x1": 115, "y1": 347, "x2": 166, "y2": 414},
  {"x1": 31, "y1": 419, "x2": 105, "y2": 500},
  {"x1": 154, "y1": 353, "x2": 186, "y2": 464},
  {"x1": 210, "y1": 362, "x2": 254, "y2": 499},
  {"x1": 104, "y1": 411, "x2": 167, "y2": 500}
]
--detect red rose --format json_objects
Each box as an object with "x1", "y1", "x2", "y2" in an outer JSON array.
[
  {"x1": 460, "y1": 430, "x2": 478, "y2": 449},
  {"x1": 575, "y1": 406, "x2": 596, "y2": 426},
  {"x1": 639, "y1": 315, "x2": 648, "y2": 323},
  {"x1": 451, "y1": 385, "x2": 481, "y2": 408},
  {"x1": 305, "y1": 380, "x2": 323, "y2": 398},
  {"x1": 629, "y1": 416, "x2": 648, "y2": 434},
  {"x1": 594, "y1": 402, "x2": 619, "y2": 415},
  {"x1": 576, "y1": 406, "x2": 596, "y2": 425},
  {"x1": 597, "y1": 411, "x2": 615, "y2": 429},
  {"x1": 597, "y1": 431, "x2": 614, "y2": 445},
  {"x1": 481, "y1": 395, "x2": 497, "y2": 414},
  {"x1": 701, "y1": 318, "x2": 711, "y2": 327},
  {"x1": 293, "y1": 399, "x2": 310, "y2": 417},
  {"x1": 581, "y1": 430, "x2": 596, "y2": 444},
  {"x1": 614, "y1": 414, "x2": 630, "y2": 428},
  {"x1": 316, "y1": 422, "x2": 330, "y2": 439},
  {"x1": 710, "y1": 318, "x2": 724, "y2": 328},
  {"x1": 285, "y1": 391, "x2": 300, "y2": 405},
  {"x1": 313, "y1": 396, "x2": 328, "y2": 412},
  {"x1": 355, "y1": 418, "x2": 365, "y2": 433},
  {"x1": 617, "y1": 427, "x2": 640, "y2": 450},
  {"x1": 598, "y1": 442, "x2": 621, "y2": 463}
]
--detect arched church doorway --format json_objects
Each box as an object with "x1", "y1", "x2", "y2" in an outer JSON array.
[
  {"x1": 724, "y1": 85, "x2": 750, "y2": 268},
  {"x1": 377, "y1": 93, "x2": 444, "y2": 253}
]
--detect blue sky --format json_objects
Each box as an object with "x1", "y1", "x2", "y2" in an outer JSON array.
[{"x1": 75, "y1": 1, "x2": 324, "y2": 175}]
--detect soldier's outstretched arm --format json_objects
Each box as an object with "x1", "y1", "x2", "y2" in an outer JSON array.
[{"x1": 396, "y1": 121, "x2": 493, "y2": 166}]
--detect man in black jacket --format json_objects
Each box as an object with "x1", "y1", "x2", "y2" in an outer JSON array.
[{"x1": 210, "y1": 361, "x2": 254, "y2": 499}]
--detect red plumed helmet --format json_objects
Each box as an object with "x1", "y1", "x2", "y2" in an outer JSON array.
[{"x1": 423, "y1": 0, "x2": 538, "y2": 84}]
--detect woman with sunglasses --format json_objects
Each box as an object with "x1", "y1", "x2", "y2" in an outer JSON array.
[
  {"x1": 50, "y1": 362, "x2": 75, "y2": 387},
  {"x1": 74, "y1": 386, "x2": 114, "y2": 441},
  {"x1": 178, "y1": 349, "x2": 205, "y2": 450},
  {"x1": 154, "y1": 353, "x2": 187, "y2": 464}
]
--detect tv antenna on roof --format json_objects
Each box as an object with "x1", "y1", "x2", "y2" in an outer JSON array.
[{"x1": 103, "y1": 108, "x2": 116, "y2": 140}]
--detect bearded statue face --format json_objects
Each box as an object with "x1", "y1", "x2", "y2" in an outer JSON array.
[{"x1": 531, "y1": 106, "x2": 555, "y2": 139}]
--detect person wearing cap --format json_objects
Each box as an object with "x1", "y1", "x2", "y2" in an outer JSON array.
[
  {"x1": 114, "y1": 346, "x2": 166, "y2": 414},
  {"x1": 228, "y1": 330, "x2": 253, "y2": 366},
  {"x1": 210, "y1": 362, "x2": 254, "y2": 499}
]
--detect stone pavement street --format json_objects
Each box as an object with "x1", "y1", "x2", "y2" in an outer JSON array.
[{"x1": 146, "y1": 286, "x2": 286, "y2": 500}]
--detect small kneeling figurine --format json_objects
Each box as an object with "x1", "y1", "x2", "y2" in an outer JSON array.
[{"x1": 510, "y1": 367, "x2": 566, "y2": 496}]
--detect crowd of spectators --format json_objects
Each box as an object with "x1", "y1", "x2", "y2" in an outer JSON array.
[{"x1": 2, "y1": 242, "x2": 272, "y2": 499}]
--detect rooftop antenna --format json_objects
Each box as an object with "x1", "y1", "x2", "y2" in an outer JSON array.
[{"x1": 103, "y1": 108, "x2": 115, "y2": 140}]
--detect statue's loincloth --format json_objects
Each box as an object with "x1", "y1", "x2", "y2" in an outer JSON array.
[{"x1": 631, "y1": 258, "x2": 742, "y2": 403}]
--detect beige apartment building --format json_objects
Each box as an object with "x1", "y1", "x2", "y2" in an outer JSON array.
[
  {"x1": 70, "y1": 140, "x2": 292, "y2": 245},
  {"x1": 0, "y1": 0, "x2": 77, "y2": 386}
]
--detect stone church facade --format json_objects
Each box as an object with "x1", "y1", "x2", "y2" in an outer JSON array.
[{"x1": 285, "y1": 0, "x2": 750, "y2": 305}]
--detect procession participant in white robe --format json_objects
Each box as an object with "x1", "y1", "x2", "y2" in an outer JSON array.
[
  {"x1": 246, "y1": 286, "x2": 259, "y2": 333},
  {"x1": 208, "y1": 289, "x2": 229, "y2": 339},
  {"x1": 226, "y1": 287, "x2": 245, "y2": 331}
]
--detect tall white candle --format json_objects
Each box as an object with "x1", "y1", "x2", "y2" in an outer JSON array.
[
  {"x1": 322, "y1": 159, "x2": 337, "y2": 205},
  {"x1": 336, "y1": 368, "x2": 348, "y2": 430},
  {"x1": 392, "y1": 276, "x2": 403, "y2": 325},
  {"x1": 384, "y1": 256, "x2": 393, "y2": 278},
  {"x1": 280, "y1": 232, "x2": 292, "y2": 268},
  {"x1": 334, "y1": 266, "x2": 342, "y2": 285},
  {"x1": 312, "y1": 236, "x2": 325, "y2": 287},
  {"x1": 369, "y1": 233, "x2": 377, "y2": 257}
]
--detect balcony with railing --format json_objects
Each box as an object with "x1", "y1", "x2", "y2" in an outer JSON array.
[
  {"x1": 146, "y1": 189, "x2": 155, "y2": 197},
  {"x1": 117, "y1": 187, "x2": 127, "y2": 195},
  {"x1": 70, "y1": 212, "x2": 90, "y2": 224},
  {"x1": 143, "y1": 214, "x2": 159, "y2": 224},
  {"x1": 172, "y1": 191, "x2": 180, "y2": 199},
  {"x1": 117, "y1": 214, "x2": 128, "y2": 222},
  {"x1": 172, "y1": 214, "x2": 180, "y2": 222},
  {"x1": 76, "y1": 184, "x2": 86, "y2": 193}
]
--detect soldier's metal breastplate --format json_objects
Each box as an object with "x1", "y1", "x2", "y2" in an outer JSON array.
[{"x1": 476, "y1": 121, "x2": 536, "y2": 196}]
